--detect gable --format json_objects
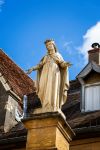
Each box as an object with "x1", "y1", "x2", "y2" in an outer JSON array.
[
  {"x1": 84, "y1": 71, "x2": 100, "y2": 84},
  {"x1": 0, "y1": 80, "x2": 23, "y2": 133},
  {"x1": 77, "y1": 62, "x2": 100, "y2": 79}
]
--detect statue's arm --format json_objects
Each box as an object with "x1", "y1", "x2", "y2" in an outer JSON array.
[
  {"x1": 26, "y1": 65, "x2": 38, "y2": 74},
  {"x1": 26, "y1": 56, "x2": 45, "y2": 74},
  {"x1": 59, "y1": 61, "x2": 72, "y2": 68},
  {"x1": 55, "y1": 53, "x2": 72, "y2": 68},
  {"x1": 26, "y1": 61, "x2": 44, "y2": 74}
]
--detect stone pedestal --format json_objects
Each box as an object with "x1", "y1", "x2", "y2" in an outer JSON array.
[{"x1": 22, "y1": 112, "x2": 75, "y2": 150}]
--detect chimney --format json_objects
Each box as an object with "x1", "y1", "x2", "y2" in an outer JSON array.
[{"x1": 88, "y1": 43, "x2": 100, "y2": 65}]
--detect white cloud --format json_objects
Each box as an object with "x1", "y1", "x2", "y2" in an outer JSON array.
[
  {"x1": 62, "y1": 41, "x2": 73, "y2": 55},
  {"x1": 79, "y1": 22, "x2": 100, "y2": 62},
  {"x1": 63, "y1": 41, "x2": 72, "y2": 47},
  {"x1": 0, "y1": 0, "x2": 4, "y2": 12}
]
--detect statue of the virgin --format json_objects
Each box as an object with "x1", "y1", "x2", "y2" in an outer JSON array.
[{"x1": 27, "y1": 39, "x2": 71, "y2": 112}]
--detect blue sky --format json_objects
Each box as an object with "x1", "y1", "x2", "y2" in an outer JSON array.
[{"x1": 0, "y1": 0, "x2": 100, "y2": 80}]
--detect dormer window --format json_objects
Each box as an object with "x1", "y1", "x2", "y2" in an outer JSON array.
[
  {"x1": 77, "y1": 63, "x2": 100, "y2": 112},
  {"x1": 85, "y1": 83, "x2": 100, "y2": 111}
]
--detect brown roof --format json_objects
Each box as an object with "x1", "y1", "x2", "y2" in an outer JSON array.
[
  {"x1": 0, "y1": 122, "x2": 27, "y2": 149},
  {"x1": 68, "y1": 111, "x2": 100, "y2": 128},
  {"x1": 0, "y1": 49, "x2": 36, "y2": 99}
]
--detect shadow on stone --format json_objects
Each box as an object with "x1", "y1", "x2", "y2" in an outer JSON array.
[{"x1": 27, "y1": 92, "x2": 42, "y2": 113}]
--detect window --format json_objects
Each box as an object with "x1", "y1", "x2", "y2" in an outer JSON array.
[{"x1": 84, "y1": 84, "x2": 100, "y2": 111}]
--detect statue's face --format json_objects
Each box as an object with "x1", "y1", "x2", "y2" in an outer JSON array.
[{"x1": 46, "y1": 42, "x2": 55, "y2": 53}]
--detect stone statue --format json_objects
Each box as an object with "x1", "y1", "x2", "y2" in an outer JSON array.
[{"x1": 27, "y1": 39, "x2": 72, "y2": 112}]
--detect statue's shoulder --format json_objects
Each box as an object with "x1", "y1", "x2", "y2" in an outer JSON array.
[
  {"x1": 40, "y1": 55, "x2": 47, "y2": 63},
  {"x1": 56, "y1": 52, "x2": 63, "y2": 60}
]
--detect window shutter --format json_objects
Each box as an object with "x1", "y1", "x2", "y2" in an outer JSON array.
[{"x1": 85, "y1": 85, "x2": 100, "y2": 111}]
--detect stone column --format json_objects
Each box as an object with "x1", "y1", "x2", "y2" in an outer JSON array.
[{"x1": 22, "y1": 112, "x2": 75, "y2": 150}]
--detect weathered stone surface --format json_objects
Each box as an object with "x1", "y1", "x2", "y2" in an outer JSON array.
[
  {"x1": 0, "y1": 82, "x2": 8, "y2": 128},
  {"x1": 4, "y1": 95, "x2": 18, "y2": 132},
  {"x1": 22, "y1": 112, "x2": 75, "y2": 150}
]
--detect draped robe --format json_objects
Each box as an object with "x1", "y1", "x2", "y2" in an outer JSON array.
[{"x1": 37, "y1": 52, "x2": 69, "y2": 111}]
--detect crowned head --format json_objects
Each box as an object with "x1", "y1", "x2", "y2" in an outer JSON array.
[{"x1": 44, "y1": 39, "x2": 57, "y2": 53}]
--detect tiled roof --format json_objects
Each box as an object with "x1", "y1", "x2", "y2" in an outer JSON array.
[{"x1": 0, "y1": 49, "x2": 36, "y2": 99}]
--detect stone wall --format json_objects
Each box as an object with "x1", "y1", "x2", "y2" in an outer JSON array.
[
  {"x1": 0, "y1": 82, "x2": 8, "y2": 130},
  {"x1": 4, "y1": 94, "x2": 19, "y2": 132}
]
